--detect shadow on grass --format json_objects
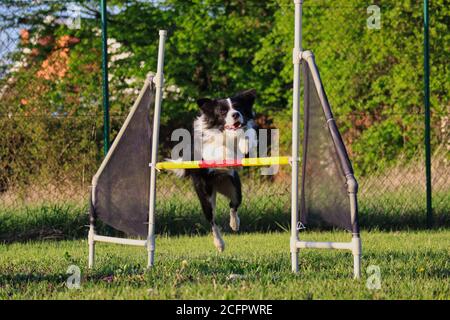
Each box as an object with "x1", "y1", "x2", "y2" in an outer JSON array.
[
  {"x1": 0, "y1": 273, "x2": 67, "y2": 285},
  {"x1": 88, "y1": 254, "x2": 291, "y2": 283}
]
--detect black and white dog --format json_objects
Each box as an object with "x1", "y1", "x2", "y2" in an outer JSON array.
[{"x1": 172, "y1": 89, "x2": 257, "y2": 252}]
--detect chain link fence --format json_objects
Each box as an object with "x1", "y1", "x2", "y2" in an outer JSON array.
[
  {"x1": 0, "y1": 1, "x2": 448, "y2": 242},
  {"x1": 1, "y1": 113, "x2": 447, "y2": 241}
]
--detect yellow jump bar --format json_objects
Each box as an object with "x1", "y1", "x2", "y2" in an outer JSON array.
[{"x1": 155, "y1": 156, "x2": 291, "y2": 170}]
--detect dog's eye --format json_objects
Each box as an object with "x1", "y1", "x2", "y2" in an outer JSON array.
[{"x1": 220, "y1": 108, "x2": 227, "y2": 115}]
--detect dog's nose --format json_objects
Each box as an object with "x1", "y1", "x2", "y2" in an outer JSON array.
[{"x1": 232, "y1": 112, "x2": 240, "y2": 120}]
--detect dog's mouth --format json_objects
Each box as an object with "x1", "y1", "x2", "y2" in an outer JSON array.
[{"x1": 224, "y1": 121, "x2": 243, "y2": 131}]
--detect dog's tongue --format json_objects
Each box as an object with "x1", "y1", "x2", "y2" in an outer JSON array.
[{"x1": 225, "y1": 121, "x2": 243, "y2": 130}]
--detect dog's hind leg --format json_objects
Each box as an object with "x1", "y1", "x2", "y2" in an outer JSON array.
[
  {"x1": 215, "y1": 170, "x2": 242, "y2": 232},
  {"x1": 209, "y1": 191, "x2": 225, "y2": 252},
  {"x1": 192, "y1": 174, "x2": 225, "y2": 252},
  {"x1": 229, "y1": 171, "x2": 242, "y2": 232}
]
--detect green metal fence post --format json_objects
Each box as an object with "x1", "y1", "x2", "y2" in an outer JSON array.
[
  {"x1": 423, "y1": 0, "x2": 432, "y2": 228},
  {"x1": 101, "y1": 0, "x2": 110, "y2": 156}
]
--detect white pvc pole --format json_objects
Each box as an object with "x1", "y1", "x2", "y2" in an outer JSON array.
[
  {"x1": 296, "y1": 241, "x2": 353, "y2": 250},
  {"x1": 291, "y1": 0, "x2": 302, "y2": 273},
  {"x1": 148, "y1": 30, "x2": 167, "y2": 268},
  {"x1": 88, "y1": 210, "x2": 95, "y2": 268},
  {"x1": 94, "y1": 235, "x2": 147, "y2": 247},
  {"x1": 352, "y1": 236, "x2": 362, "y2": 279},
  {"x1": 88, "y1": 182, "x2": 97, "y2": 269}
]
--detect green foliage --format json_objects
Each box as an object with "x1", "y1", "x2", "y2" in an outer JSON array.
[
  {"x1": 0, "y1": 0, "x2": 449, "y2": 193},
  {"x1": 255, "y1": 0, "x2": 448, "y2": 173},
  {"x1": 104, "y1": 0, "x2": 448, "y2": 173}
]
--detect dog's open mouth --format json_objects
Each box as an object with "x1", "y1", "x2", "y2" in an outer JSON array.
[{"x1": 225, "y1": 121, "x2": 243, "y2": 131}]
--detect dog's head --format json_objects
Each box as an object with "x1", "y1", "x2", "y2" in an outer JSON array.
[{"x1": 196, "y1": 89, "x2": 256, "y2": 131}]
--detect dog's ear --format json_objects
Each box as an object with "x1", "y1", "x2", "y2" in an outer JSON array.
[
  {"x1": 196, "y1": 98, "x2": 215, "y2": 115},
  {"x1": 234, "y1": 89, "x2": 256, "y2": 116},
  {"x1": 197, "y1": 98, "x2": 211, "y2": 107},
  {"x1": 235, "y1": 89, "x2": 256, "y2": 107}
]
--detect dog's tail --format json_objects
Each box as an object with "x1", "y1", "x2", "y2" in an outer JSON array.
[{"x1": 163, "y1": 158, "x2": 190, "y2": 178}]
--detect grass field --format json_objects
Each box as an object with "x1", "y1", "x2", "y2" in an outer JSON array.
[
  {"x1": 0, "y1": 230, "x2": 448, "y2": 299},
  {"x1": 1, "y1": 167, "x2": 448, "y2": 299}
]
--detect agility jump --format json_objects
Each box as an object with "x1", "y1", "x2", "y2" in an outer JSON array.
[
  {"x1": 155, "y1": 157, "x2": 291, "y2": 170},
  {"x1": 88, "y1": 0, "x2": 361, "y2": 279}
]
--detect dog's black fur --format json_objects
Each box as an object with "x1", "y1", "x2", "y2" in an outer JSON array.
[{"x1": 176, "y1": 89, "x2": 257, "y2": 251}]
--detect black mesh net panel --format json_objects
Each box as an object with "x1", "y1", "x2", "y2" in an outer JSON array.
[
  {"x1": 300, "y1": 61, "x2": 353, "y2": 231},
  {"x1": 92, "y1": 78, "x2": 154, "y2": 237}
]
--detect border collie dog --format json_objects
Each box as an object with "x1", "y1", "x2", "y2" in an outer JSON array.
[{"x1": 173, "y1": 89, "x2": 257, "y2": 252}]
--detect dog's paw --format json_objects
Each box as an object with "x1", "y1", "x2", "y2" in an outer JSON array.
[
  {"x1": 213, "y1": 236, "x2": 225, "y2": 252},
  {"x1": 238, "y1": 129, "x2": 258, "y2": 155},
  {"x1": 238, "y1": 138, "x2": 248, "y2": 155},
  {"x1": 238, "y1": 138, "x2": 258, "y2": 155},
  {"x1": 212, "y1": 226, "x2": 225, "y2": 252},
  {"x1": 229, "y1": 210, "x2": 240, "y2": 232}
]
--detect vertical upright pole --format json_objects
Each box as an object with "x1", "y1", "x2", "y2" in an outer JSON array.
[
  {"x1": 88, "y1": 186, "x2": 96, "y2": 269},
  {"x1": 348, "y1": 177, "x2": 361, "y2": 279},
  {"x1": 423, "y1": 0, "x2": 432, "y2": 228},
  {"x1": 148, "y1": 30, "x2": 167, "y2": 268},
  {"x1": 101, "y1": 0, "x2": 110, "y2": 155},
  {"x1": 291, "y1": 0, "x2": 302, "y2": 273}
]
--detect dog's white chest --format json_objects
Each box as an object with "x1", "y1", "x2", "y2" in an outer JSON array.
[
  {"x1": 194, "y1": 116, "x2": 258, "y2": 163},
  {"x1": 201, "y1": 131, "x2": 241, "y2": 162}
]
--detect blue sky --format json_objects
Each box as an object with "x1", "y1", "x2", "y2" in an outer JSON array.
[{"x1": 0, "y1": 4, "x2": 20, "y2": 66}]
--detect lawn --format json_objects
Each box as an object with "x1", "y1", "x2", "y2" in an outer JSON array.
[{"x1": 0, "y1": 230, "x2": 448, "y2": 299}]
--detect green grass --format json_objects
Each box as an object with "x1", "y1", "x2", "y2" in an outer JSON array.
[{"x1": 0, "y1": 230, "x2": 448, "y2": 299}]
